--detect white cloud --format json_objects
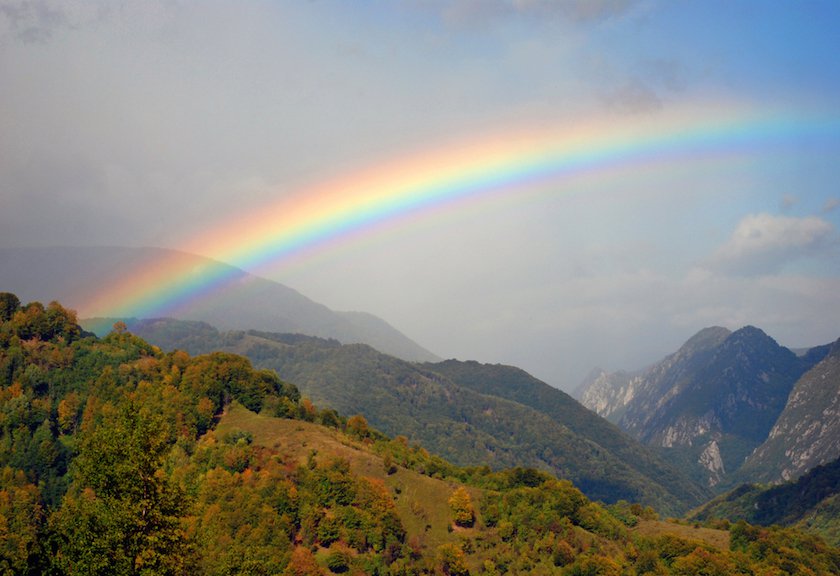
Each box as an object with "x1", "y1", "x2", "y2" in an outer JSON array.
[
  {"x1": 0, "y1": 0, "x2": 65, "y2": 43},
  {"x1": 707, "y1": 213, "x2": 836, "y2": 275}
]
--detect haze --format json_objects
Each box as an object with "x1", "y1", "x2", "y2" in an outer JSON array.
[{"x1": 2, "y1": 1, "x2": 840, "y2": 391}]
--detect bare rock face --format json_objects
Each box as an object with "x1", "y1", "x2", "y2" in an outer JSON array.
[
  {"x1": 577, "y1": 326, "x2": 823, "y2": 488},
  {"x1": 738, "y1": 339, "x2": 840, "y2": 484},
  {"x1": 575, "y1": 368, "x2": 644, "y2": 424},
  {"x1": 698, "y1": 440, "x2": 726, "y2": 487}
]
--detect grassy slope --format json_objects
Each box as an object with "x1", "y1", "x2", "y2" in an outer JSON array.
[
  {"x1": 217, "y1": 403, "x2": 475, "y2": 551},
  {"x1": 797, "y1": 493, "x2": 840, "y2": 547},
  {"x1": 633, "y1": 520, "x2": 730, "y2": 551}
]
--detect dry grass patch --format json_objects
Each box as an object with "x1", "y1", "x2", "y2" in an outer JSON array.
[{"x1": 633, "y1": 519, "x2": 730, "y2": 550}]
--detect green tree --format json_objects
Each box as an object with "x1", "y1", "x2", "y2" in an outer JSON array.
[
  {"x1": 319, "y1": 408, "x2": 341, "y2": 428},
  {"x1": 0, "y1": 293, "x2": 20, "y2": 323},
  {"x1": 180, "y1": 352, "x2": 277, "y2": 414},
  {"x1": 57, "y1": 392, "x2": 82, "y2": 435},
  {"x1": 671, "y1": 547, "x2": 734, "y2": 576},
  {"x1": 191, "y1": 465, "x2": 293, "y2": 576},
  {"x1": 50, "y1": 400, "x2": 191, "y2": 574},
  {"x1": 8, "y1": 300, "x2": 81, "y2": 342},
  {"x1": 324, "y1": 543, "x2": 352, "y2": 573}
]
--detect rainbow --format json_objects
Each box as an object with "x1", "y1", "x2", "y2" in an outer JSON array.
[{"x1": 81, "y1": 100, "x2": 838, "y2": 319}]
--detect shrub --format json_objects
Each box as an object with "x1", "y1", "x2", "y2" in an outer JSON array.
[{"x1": 325, "y1": 544, "x2": 352, "y2": 573}]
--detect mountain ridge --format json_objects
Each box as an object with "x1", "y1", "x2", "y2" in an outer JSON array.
[
  {"x1": 688, "y1": 457, "x2": 840, "y2": 546},
  {"x1": 0, "y1": 245, "x2": 438, "y2": 362},
  {"x1": 736, "y1": 338, "x2": 840, "y2": 484},
  {"x1": 423, "y1": 359, "x2": 710, "y2": 507},
  {"x1": 577, "y1": 325, "x2": 832, "y2": 489},
  {"x1": 124, "y1": 317, "x2": 709, "y2": 514}
]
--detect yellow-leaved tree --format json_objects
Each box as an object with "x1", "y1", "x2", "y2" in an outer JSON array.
[{"x1": 448, "y1": 486, "x2": 475, "y2": 528}]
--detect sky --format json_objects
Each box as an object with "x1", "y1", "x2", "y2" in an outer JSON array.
[{"x1": 2, "y1": 0, "x2": 840, "y2": 391}]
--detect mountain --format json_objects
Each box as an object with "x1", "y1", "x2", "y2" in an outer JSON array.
[
  {"x1": 735, "y1": 338, "x2": 840, "y2": 484},
  {"x1": 574, "y1": 367, "x2": 646, "y2": 424},
  {"x1": 423, "y1": 359, "x2": 709, "y2": 508},
  {"x1": 575, "y1": 327, "x2": 733, "y2": 427},
  {"x1": 688, "y1": 457, "x2": 840, "y2": 546},
  {"x1": 126, "y1": 317, "x2": 709, "y2": 514},
  {"x1": 0, "y1": 245, "x2": 438, "y2": 362},
  {"x1": 577, "y1": 326, "x2": 821, "y2": 488},
  {"x1": 5, "y1": 296, "x2": 837, "y2": 575}
]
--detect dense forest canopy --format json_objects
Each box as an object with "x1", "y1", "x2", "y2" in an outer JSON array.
[{"x1": 0, "y1": 292, "x2": 838, "y2": 575}]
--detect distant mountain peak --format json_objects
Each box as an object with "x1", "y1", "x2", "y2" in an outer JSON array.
[
  {"x1": 577, "y1": 324, "x2": 830, "y2": 489},
  {"x1": 0, "y1": 245, "x2": 439, "y2": 363},
  {"x1": 726, "y1": 325, "x2": 779, "y2": 348},
  {"x1": 681, "y1": 326, "x2": 732, "y2": 350}
]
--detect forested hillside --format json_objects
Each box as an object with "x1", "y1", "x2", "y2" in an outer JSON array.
[
  {"x1": 3, "y1": 293, "x2": 840, "y2": 575},
  {"x1": 424, "y1": 360, "x2": 709, "y2": 509},
  {"x1": 688, "y1": 457, "x2": 840, "y2": 546},
  {"x1": 120, "y1": 318, "x2": 707, "y2": 514}
]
